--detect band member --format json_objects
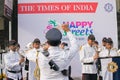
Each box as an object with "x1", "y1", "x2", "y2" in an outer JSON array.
[
  {"x1": 93, "y1": 41, "x2": 103, "y2": 80},
  {"x1": 26, "y1": 38, "x2": 41, "y2": 80},
  {"x1": 80, "y1": 34, "x2": 98, "y2": 80},
  {"x1": 26, "y1": 24, "x2": 79, "y2": 80},
  {"x1": 99, "y1": 38, "x2": 118, "y2": 80},
  {"x1": 4, "y1": 40, "x2": 25, "y2": 80},
  {"x1": 60, "y1": 42, "x2": 73, "y2": 80},
  {"x1": 93, "y1": 41, "x2": 99, "y2": 51},
  {"x1": 98, "y1": 37, "x2": 107, "y2": 52}
]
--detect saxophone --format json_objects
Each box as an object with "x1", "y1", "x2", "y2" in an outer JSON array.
[{"x1": 34, "y1": 51, "x2": 40, "y2": 80}]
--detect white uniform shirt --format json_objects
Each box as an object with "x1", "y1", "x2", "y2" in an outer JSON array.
[
  {"x1": 25, "y1": 48, "x2": 39, "y2": 80},
  {"x1": 4, "y1": 50, "x2": 23, "y2": 80},
  {"x1": 27, "y1": 31, "x2": 79, "y2": 80},
  {"x1": 99, "y1": 48, "x2": 118, "y2": 80},
  {"x1": 79, "y1": 43, "x2": 97, "y2": 74},
  {"x1": 98, "y1": 45, "x2": 106, "y2": 52}
]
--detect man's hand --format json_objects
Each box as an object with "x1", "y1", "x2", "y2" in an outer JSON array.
[
  {"x1": 19, "y1": 58, "x2": 25, "y2": 64},
  {"x1": 61, "y1": 24, "x2": 70, "y2": 32},
  {"x1": 43, "y1": 42, "x2": 49, "y2": 51},
  {"x1": 93, "y1": 53, "x2": 99, "y2": 60}
]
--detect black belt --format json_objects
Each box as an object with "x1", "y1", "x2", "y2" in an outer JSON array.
[
  {"x1": 84, "y1": 62, "x2": 93, "y2": 65},
  {"x1": 7, "y1": 70, "x2": 21, "y2": 73}
]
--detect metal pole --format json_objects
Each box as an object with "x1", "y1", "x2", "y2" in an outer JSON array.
[{"x1": 9, "y1": 21, "x2": 12, "y2": 41}]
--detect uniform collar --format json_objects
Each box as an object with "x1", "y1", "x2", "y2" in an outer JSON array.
[
  {"x1": 33, "y1": 48, "x2": 40, "y2": 52},
  {"x1": 48, "y1": 46, "x2": 59, "y2": 51},
  {"x1": 86, "y1": 43, "x2": 92, "y2": 47},
  {"x1": 48, "y1": 46, "x2": 60, "y2": 56},
  {"x1": 9, "y1": 50, "x2": 16, "y2": 54}
]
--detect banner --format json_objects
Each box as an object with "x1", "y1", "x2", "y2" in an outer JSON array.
[
  {"x1": 113, "y1": 57, "x2": 120, "y2": 80},
  {"x1": 18, "y1": 0, "x2": 118, "y2": 78},
  {"x1": 100, "y1": 56, "x2": 120, "y2": 80}
]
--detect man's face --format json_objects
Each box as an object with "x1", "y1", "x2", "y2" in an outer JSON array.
[
  {"x1": 88, "y1": 39, "x2": 95, "y2": 46},
  {"x1": 106, "y1": 43, "x2": 112, "y2": 49},
  {"x1": 102, "y1": 42, "x2": 106, "y2": 46},
  {"x1": 9, "y1": 45, "x2": 17, "y2": 51},
  {"x1": 93, "y1": 42, "x2": 98, "y2": 48},
  {"x1": 33, "y1": 43, "x2": 40, "y2": 49},
  {"x1": 43, "y1": 42, "x2": 49, "y2": 51}
]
